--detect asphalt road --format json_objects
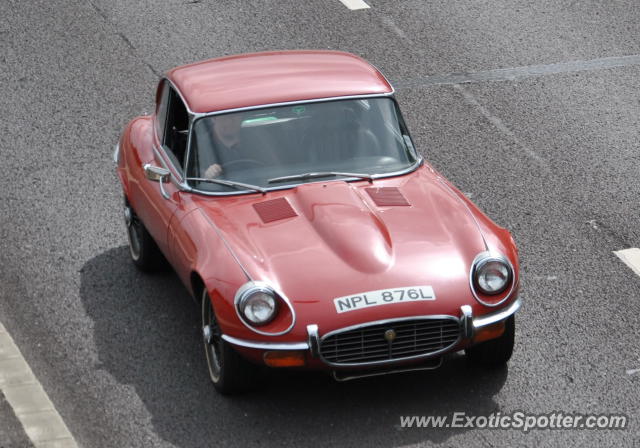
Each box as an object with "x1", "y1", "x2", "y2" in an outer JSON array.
[{"x1": 1, "y1": 0, "x2": 639, "y2": 446}]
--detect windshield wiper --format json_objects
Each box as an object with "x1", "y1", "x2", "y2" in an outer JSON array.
[
  {"x1": 267, "y1": 171, "x2": 375, "y2": 184},
  {"x1": 186, "y1": 177, "x2": 267, "y2": 194}
]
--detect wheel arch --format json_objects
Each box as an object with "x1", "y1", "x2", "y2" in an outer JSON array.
[{"x1": 190, "y1": 271, "x2": 206, "y2": 299}]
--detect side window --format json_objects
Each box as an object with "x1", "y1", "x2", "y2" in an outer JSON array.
[
  {"x1": 163, "y1": 87, "x2": 189, "y2": 172},
  {"x1": 155, "y1": 81, "x2": 170, "y2": 142}
]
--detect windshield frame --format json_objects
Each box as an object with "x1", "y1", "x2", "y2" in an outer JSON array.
[{"x1": 182, "y1": 93, "x2": 423, "y2": 196}]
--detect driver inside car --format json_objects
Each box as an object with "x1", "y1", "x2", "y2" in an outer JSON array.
[{"x1": 200, "y1": 113, "x2": 278, "y2": 179}]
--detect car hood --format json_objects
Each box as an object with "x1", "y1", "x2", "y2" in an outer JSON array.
[{"x1": 196, "y1": 166, "x2": 489, "y2": 325}]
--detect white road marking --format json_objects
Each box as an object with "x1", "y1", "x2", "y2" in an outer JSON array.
[
  {"x1": 452, "y1": 83, "x2": 551, "y2": 172},
  {"x1": 381, "y1": 16, "x2": 407, "y2": 39},
  {"x1": 395, "y1": 54, "x2": 640, "y2": 87},
  {"x1": 627, "y1": 368, "x2": 640, "y2": 376},
  {"x1": 378, "y1": 16, "x2": 551, "y2": 173},
  {"x1": 377, "y1": 15, "x2": 550, "y2": 173},
  {"x1": 0, "y1": 322, "x2": 78, "y2": 448},
  {"x1": 338, "y1": 0, "x2": 370, "y2": 10},
  {"x1": 614, "y1": 248, "x2": 640, "y2": 277}
]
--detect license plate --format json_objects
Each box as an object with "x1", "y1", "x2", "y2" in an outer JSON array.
[{"x1": 333, "y1": 286, "x2": 435, "y2": 314}]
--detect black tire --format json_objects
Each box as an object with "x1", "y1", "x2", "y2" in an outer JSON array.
[
  {"x1": 201, "y1": 288, "x2": 259, "y2": 394},
  {"x1": 124, "y1": 201, "x2": 166, "y2": 272},
  {"x1": 466, "y1": 316, "x2": 515, "y2": 368}
]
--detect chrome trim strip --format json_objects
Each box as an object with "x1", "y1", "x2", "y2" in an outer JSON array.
[
  {"x1": 154, "y1": 77, "x2": 197, "y2": 191},
  {"x1": 164, "y1": 77, "x2": 195, "y2": 116},
  {"x1": 319, "y1": 315, "x2": 461, "y2": 368},
  {"x1": 369, "y1": 61, "x2": 396, "y2": 96},
  {"x1": 155, "y1": 79, "x2": 405, "y2": 197},
  {"x1": 180, "y1": 93, "x2": 425, "y2": 196},
  {"x1": 197, "y1": 209, "x2": 252, "y2": 281},
  {"x1": 151, "y1": 146, "x2": 192, "y2": 193},
  {"x1": 171, "y1": 78, "x2": 395, "y2": 185},
  {"x1": 307, "y1": 324, "x2": 319, "y2": 358},
  {"x1": 150, "y1": 81, "x2": 189, "y2": 185},
  {"x1": 155, "y1": 146, "x2": 185, "y2": 184},
  {"x1": 164, "y1": 69, "x2": 395, "y2": 117},
  {"x1": 332, "y1": 357, "x2": 443, "y2": 382},
  {"x1": 113, "y1": 143, "x2": 120, "y2": 164},
  {"x1": 233, "y1": 281, "x2": 297, "y2": 336},
  {"x1": 221, "y1": 334, "x2": 308, "y2": 351},
  {"x1": 473, "y1": 298, "x2": 521, "y2": 329},
  {"x1": 189, "y1": 92, "x2": 395, "y2": 119},
  {"x1": 469, "y1": 251, "x2": 516, "y2": 307}
]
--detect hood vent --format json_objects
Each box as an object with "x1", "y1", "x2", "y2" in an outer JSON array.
[
  {"x1": 253, "y1": 197, "x2": 298, "y2": 223},
  {"x1": 366, "y1": 187, "x2": 410, "y2": 206}
]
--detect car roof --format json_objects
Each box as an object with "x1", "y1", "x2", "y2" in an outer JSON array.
[{"x1": 166, "y1": 50, "x2": 393, "y2": 114}]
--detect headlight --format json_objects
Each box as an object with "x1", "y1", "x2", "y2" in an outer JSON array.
[
  {"x1": 476, "y1": 260, "x2": 510, "y2": 294},
  {"x1": 238, "y1": 289, "x2": 278, "y2": 326},
  {"x1": 472, "y1": 253, "x2": 513, "y2": 298}
]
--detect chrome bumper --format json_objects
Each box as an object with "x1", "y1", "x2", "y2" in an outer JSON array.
[
  {"x1": 221, "y1": 334, "x2": 309, "y2": 351},
  {"x1": 223, "y1": 297, "x2": 522, "y2": 354},
  {"x1": 471, "y1": 298, "x2": 521, "y2": 329}
]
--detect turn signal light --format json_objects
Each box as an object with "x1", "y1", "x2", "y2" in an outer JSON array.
[{"x1": 263, "y1": 350, "x2": 306, "y2": 367}]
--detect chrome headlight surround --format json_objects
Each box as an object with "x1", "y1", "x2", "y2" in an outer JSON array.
[
  {"x1": 470, "y1": 252, "x2": 515, "y2": 307},
  {"x1": 234, "y1": 281, "x2": 296, "y2": 336}
]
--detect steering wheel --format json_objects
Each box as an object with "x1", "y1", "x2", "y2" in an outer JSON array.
[{"x1": 222, "y1": 159, "x2": 265, "y2": 170}]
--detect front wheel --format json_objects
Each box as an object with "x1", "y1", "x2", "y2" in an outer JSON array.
[
  {"x1": 465, "y1": 316, "x2": 515, "y2": 368},
  {"x1": 124, "y1": 201, "x2": 166, "y2": 272},
  {"x1": 201, "y1": 288, "x2": 259, "y2": 394}
]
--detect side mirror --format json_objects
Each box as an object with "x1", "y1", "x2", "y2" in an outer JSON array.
[
  {"x1": 144, "y1": 164, "x2": 170, "y2": 182},
  {"x1": 143, "y1": 164, "x2": 171, "y2": 199}
]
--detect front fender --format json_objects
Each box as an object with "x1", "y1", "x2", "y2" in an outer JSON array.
[
  {"x1": 184, "y1": 208, "x2": 253, "y2": 336},
  {"x1": 116, "y1": 116, "x2": 154, "y2": 207}
]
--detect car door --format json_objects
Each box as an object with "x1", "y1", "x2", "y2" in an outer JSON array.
[{"x1": 134, "y1": 80, "x2": 189, "y2": 259}]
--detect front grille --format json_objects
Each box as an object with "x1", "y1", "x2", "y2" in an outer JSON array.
[{"x1": 320, "y1": 318, "x2": 460, "y2": 365}]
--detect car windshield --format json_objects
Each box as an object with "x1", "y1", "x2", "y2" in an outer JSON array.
[{"x1": 186, "y1": 97, "x2": 419, "y2": 193}]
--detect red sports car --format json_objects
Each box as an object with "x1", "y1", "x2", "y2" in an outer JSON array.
[{"x1": 114, "y1": 50, "x2": 520, "y2": 394}]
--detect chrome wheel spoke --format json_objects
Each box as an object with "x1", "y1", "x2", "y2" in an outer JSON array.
[{"x1": 202, "y1": 289, "x2": 222, "y2": 382}]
